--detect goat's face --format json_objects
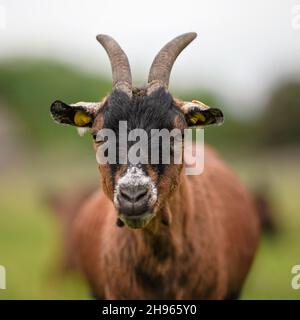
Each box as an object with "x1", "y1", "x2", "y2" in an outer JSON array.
[
  {"x1": 92, "y1": 88, "x2": 187, "y2": 228},
  {"x1": 50, "y1": 33, "x2": 224, "y2": 229}
]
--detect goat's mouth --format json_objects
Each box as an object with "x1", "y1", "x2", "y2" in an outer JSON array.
[
  {"x1": 118, "y1": 212, "x2": 155, "y2": 229},
  {"x1": 114, "y1": 186, "x2": 157, "y2": 228}
]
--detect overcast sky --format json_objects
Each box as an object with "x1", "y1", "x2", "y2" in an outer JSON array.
[{"x1": 0, "y1": 0, "x2": 300, "y2": 116}]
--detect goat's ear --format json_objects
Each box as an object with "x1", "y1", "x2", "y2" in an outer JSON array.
[
  {"x1": 50, "y1": 100, "x2": 102, "y2": 127},
  {"x1": 182, "y1": 100, "x2": 224, "y2": 128}
]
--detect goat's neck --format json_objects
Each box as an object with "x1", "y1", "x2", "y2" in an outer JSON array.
[{"x1": 131, "y1": 172, "x2": 192, "y2": 260}]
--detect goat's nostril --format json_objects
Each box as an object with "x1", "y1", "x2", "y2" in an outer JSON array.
[
  {"x1": 135, "y1": 188, "x2": 149, "y2": 202},
  {"x1": 119, "y1": 188, "x2": 132, "y2": 202},
  {"x1": 119, "y1": 185, "x2": 149, "y2": 203}
]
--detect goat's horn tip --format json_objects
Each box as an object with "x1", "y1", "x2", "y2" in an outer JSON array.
[
  {"x1": 186, "y1": 32, "x2": 197, "y2": 40},
  {"x1": 96, "y1": 34, "x2": 109, "y2": 43}
]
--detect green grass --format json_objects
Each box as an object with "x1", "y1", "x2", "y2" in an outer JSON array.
[
  {"x1": 234, "y1": 153, "x2": 300, "y2": 299},
  {"x1": 0, "y1": 167, "x2": 91, "y2": 299}
]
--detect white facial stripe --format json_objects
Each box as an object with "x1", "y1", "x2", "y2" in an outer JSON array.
[
  {"x1": 114, "y1": 166, "x2": 157, "y2": 207},
  {"x1": 118, "y1": 166, "x2": 150, "y2": 187}
]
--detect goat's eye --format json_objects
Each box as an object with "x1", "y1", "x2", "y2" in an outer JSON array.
[
  {"x1": 92, "y1": 132, "x2": 102, "y2": 143},
  {"x1": 92, "y1": 131, "x2": 106, "y2": 144}
]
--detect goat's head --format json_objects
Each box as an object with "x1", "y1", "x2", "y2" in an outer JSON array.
[{"x1": 50, "y1": 33, "x2": 224, "y2": 229}]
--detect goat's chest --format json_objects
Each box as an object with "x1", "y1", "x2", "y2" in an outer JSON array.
[{"x1": 101, "y1": 234, "x2": 220, "y2": 299}]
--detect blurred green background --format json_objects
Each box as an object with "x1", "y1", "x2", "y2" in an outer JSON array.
[{"x1": 0, "y1": 58, "x2": 299, "y2": 299}]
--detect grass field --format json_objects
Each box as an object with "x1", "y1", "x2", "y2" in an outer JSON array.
[{"x1": 0, "y1": 149, "x2": 300, "y2": 299}]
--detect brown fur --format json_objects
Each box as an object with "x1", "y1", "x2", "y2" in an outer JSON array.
[{"x1": 72, "y1": 145, "x2": 260, "y2": 299}]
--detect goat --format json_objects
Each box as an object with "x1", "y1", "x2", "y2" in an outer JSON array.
[{"x1": 50, "y1": 33, "x2": 260, "y2": 299}]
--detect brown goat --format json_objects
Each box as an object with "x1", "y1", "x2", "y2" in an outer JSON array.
[{"x1": 50, "y1": 33, "x2": 260, "y2": 299}]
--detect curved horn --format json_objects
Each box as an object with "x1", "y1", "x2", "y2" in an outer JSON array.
[
  {"x1": 96, "y1": 34, "x2": 132, "y2": 97},
  {"x1": 147, "y1": 32, "x2": 197, "y2": 93}
]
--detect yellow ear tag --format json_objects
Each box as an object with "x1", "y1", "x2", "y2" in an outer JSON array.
[
  {"x1": 74, "y1": 111, "x2": 92, "y2": 127},
  {"x1": 188, "y1": 116, "x2": 198, "y2": 125},
  {"x1": 188, "y1": 112, "x2": 206, "y2": 126},
  {"x1": 195, "y1": 112, "x2": 206, "y2": 122}
]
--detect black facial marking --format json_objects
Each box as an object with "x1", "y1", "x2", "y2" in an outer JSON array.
[
  {"x1": 101, "y1": 88, "x2": 177, "y2": 133},
  {"x1": 98, "y1": 88, "x2": 185, "y2": 176}
]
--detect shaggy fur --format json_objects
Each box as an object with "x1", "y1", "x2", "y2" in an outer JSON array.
[
  {"x1": 68, "y1": 88, "x2": 261, "y2": 299},
  {"x1": 73, "y1": 145, "x2": 260, "y2": 299}
]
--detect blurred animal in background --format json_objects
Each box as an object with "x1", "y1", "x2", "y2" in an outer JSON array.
[
  {"x1": 260, "y1": 82, "x2": 300, "y2": 147},
  {"x1": 253, "y1": 185, "x2": 277, "y2": 234},
  {"x1": 49, "y1": 33, "x2": 262, "y2": 299},
  {"x1": 46, "y1": 186, "x2": 96, "y2": 273}
]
